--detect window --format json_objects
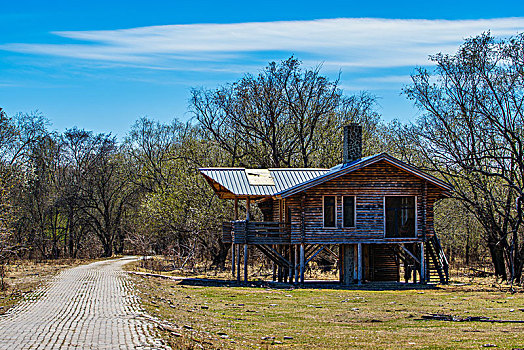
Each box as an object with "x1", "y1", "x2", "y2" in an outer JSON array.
[
  {"x1": 385, "y1": 196, "x2": 416, "y2": 238},
  {"x1": 323, "y1": 196, "x2": 336, "y2": 227},
  {"x1": 343, "y1": 196, "x2": 356, "y2": 228}
]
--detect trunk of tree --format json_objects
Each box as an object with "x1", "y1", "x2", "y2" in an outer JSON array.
[
  {"x1": 52, "y1": 240, "x2": 59, "y2": 259},
  {"x1": 465, "y1": 233, "x2": 470, "y2": 266},
  {"x1": 114, "y1": 229, "x2": 124, "y2": 255},
  {"x1": 100, "y1": 232, "x2": 113, "y2": 257},
  {"x1": 68, "y1": 209, "x2": 74, "y2": 258},
  {"x1": 102, "y1": 242, "x2": 113, "y2": 257},
  {"x1": 514, "y1": 254, "x2": 523, "y2": 284},
  {"x1": 211, "y1": 241, "x2": 230, "y2": 270},
  {"x1": 488, "y1": 242, "x2": 507, "y2": 280}
]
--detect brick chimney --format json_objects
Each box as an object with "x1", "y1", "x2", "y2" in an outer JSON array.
[{"x1": 343, "y1": 123, "x2": 362, "y2": 164}]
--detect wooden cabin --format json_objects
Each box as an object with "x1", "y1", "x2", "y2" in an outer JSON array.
[{"x1": 200, "y1": 124, "x2": 451, "y2": 285}]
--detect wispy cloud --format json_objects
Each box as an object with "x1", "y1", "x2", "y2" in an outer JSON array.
[{"x1": 2, "y1": 17, "x2": 524, "y2": 71}]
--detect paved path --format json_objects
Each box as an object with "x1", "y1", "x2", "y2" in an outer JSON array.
[{"x1": 0, "y1": 257, "x2": 169, "y2": 349}]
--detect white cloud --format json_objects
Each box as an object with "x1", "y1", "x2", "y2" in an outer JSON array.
[{"x1": 2, "y1": 17, "x2": 524, "y2": 71}]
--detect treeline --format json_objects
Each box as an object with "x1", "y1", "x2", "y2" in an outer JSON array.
[
  {"x1": 0, "y1": 33, "x2": 523, "y2": 283},
  {"x1": 0, "y1": 114, "x2": 231, "y2": 265}
]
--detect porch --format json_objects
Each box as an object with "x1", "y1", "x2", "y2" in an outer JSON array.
[
  {"x1": 222, "y1": 220, "x2": 291, "y2": 245},
  {"x1": 222, "y1": 220, "x2": 448, "y2": 286}
]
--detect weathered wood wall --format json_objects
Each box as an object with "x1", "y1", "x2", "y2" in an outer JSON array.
[
  {"x1": 279, "y1": 160, "x2": 445, "y2": 244},
  {"x1": 370, "y1": 244, "x2": 400, "y2": 281}
]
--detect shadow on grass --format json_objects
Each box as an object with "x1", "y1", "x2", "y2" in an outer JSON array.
[
  {"x1": 130, "y1": 271, "x2": 439, "y2": 290},
  {"x1": 182, "y1": 279, "x2": 439, "y2": 291}
]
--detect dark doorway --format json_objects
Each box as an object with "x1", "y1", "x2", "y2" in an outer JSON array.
[{"x1": 385, "y1": 196, "x2": 416, "y2": 238}]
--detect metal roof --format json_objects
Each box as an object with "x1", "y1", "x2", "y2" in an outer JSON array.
[
  {"x1": 200, "y1": 153, "x2": 453, "y2": 200},
  {"x1": 274, "y1": 153, "x2": 454, "y2": 198},
  {"x1": 199, "y1": 168, "x2": 329, "y2": 199}
]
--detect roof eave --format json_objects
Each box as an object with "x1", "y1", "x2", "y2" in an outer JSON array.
[
  {"x1": 276, "y1": 154, "x2": 385, "y2": 198},
  {"x1": 276, "y1": 153, "x2": 454, "y2": 198}
]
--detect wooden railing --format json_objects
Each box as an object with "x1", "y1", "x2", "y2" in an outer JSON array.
[
  {"x1": 222, "y1": 221, "x2": 233, "y2": 243},
  {"x1": 222, "y1": 221, "x2": 291, "y2": 244}
]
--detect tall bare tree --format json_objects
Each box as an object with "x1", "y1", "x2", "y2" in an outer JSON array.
[
  {"x1": 404, "y1": 33, "x2": 524, "y2": 282},
  {"x1": 192, "y1": 57, "x2": 382, "y2": 169}
]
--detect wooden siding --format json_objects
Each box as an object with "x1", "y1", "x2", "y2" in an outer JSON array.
[
  {"x1": 232, "y1": 221, "x2": 290, "y2": 244},
  {"x1": 284, "y1": 160, "x2": 445, "y2": 244},
  {"x1": 370, "y1": 244, "x2": 400, "y2": 281}
]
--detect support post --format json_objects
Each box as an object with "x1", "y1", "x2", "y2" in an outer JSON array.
[
  {"x1": 232, "y1": 198, "x2": 238, "y2": 278},
  {"x1": 236, "y1": 244, "x2": 241, "y2": 283},
  {"x1": 244, "y1": 198, "x2": 250, "y2": 284},
  {"x1": 277, "y1": 246, "x2": 282, "y2": 282},
  {"x1": 231, "y1": 243, "x2": 235, "y2": 277},
  {"x1": 340, "y1": 244, "x2": 355, "y2": 286},
  {"x1": 339, "y1": 245, "x2": 344, "y2": 284},
  {"x1": 300, "y1": 243, "x2": 305, "y2": 284},
  {"x1": 244, "y1": 244, "x2": 248, "y2": 284},
  {"x1": 357, "y1": 243, "x2": 363, "y2": 285},
  {"x1": 420, "y1": 242, "x2": 426, "y2": 284},
  {"x1": 288, "y1": 245, "x2": 293, "y2": 283},
  {"x1": 272, "y1": 248, "x2": 277, "y2": 282},
  {"x1": 295, "y1": 244, "x2": 299, "y2": 284}
]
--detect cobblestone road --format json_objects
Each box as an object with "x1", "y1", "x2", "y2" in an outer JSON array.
[{"x1": 0, "y1": 257, "x2": 169, "y2": 349}]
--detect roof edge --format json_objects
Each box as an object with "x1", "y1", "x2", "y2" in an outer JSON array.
[{"x1": 275, "y1": 153, "x2": 454, "y2": 198}]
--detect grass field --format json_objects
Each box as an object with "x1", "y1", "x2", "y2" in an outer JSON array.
[
  {"x1": 0, "y1": 259, "x2": 97, "y2": 314},
  {"x1": 130, "y1": 265, "x2": 524, "y2": 349}
]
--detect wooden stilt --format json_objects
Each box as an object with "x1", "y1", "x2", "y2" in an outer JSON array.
[
  {"x1": 341, "y1": 244, "x2": 355, "y2": 286},
  {"x1": 339, "y1": 245, "x2": 344, "y2": 284},
  {"x1": 236, "y1": 244, "x2": 241, "y2": 283},
  {"x1": 288, "y1": 245, "x2": 293, "y2": 283},
  {"x1": 357, "y1": 243, "x2": 363, "y2": 285},
  {"x1": 231, "y1": 243, "x2": 235, "y2": 277},
  {"x1": 277, "y1": 246, "x2": 283, "y2": 282},
  {"x1": 420, "y1": 242, "x2": 426, "y2": 284},
  {"x1": 243, "y1": 243, "x2": 248, "y2": 284},
  {"x1": 294, "y1": 245, "x2": 299, "y2": 284},
  {"x1": 232, "y1": 198, "x2": 238, "y2": 278},
  {"x1": 272, "y1": 247, "x2": 277, "y2": 282},
  {"x1": 300, "y1": 243, "x2": 305, "y2": 284},
  {"x1": 243, "y1": 197, "x2": 250, "y2": 285}
]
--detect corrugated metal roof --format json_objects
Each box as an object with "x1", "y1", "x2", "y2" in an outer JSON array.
[
  {"x1": 271, "y1": 169, "x2": 328, "y2": 192},
  {"x1": 200, "y1": 153, "x2": 454, "y2": 199},
  {"x1": 199, "y1": 167, "x2": 329, "y2": 198}
]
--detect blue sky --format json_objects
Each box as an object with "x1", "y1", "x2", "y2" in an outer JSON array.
[{"x1": 1, "y1": 1, "x2": 524, "y2": 138}]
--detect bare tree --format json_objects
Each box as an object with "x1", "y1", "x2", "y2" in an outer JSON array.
[
  {"x1": 77, "y1": 134, "x2": 138, "y2": 257},
  {"x1": 404, "y1": 33, "x2": 524, "y2": 282},
  {"x1": 192, "y1": 57, "x2": 382, "y2": 169}
]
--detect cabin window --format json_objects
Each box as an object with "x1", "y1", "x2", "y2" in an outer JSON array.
[
  {"x1": 323, "y1": 196, "x2": 336, "y2": 228},
  {"x1": 343, "y1": 196, "x2": 356, "y2": 228},
  {"x1": 385, "y1": 196, "x2": 416, "y2": 238}
]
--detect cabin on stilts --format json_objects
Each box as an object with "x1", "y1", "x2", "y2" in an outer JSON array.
[{"x1": 199, "y1": 124, "x2": 452, "y2": 285}]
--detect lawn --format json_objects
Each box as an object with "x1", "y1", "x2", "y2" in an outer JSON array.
[
  {"x1": 130, "y1": 268, "x2": 524, "y2": 350},
  {"x1": 0, "y1": 258, "x2": 98, "y2": 315}
]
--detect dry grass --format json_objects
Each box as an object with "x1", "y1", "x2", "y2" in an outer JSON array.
[
  {"x1": 135, "y1": 256, "x2": 339, "y2": 282},
  {"x1": 0, "y1": 258, "x2": 98, "y2": 314},
  {"x1": 129, "y1": 262, "x2": 524, "y2": 350}
]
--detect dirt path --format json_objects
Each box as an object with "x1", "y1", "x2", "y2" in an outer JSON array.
[{"x1": 0, "y1": 257, "x2": 169, "y2": 349}]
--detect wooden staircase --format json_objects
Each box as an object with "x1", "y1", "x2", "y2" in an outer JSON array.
[
  {"x1": 390, "y1": 238, "x2": 449, "y2": 284},
  {"x1": 425, "y1": 235, "x2": 449, "y2": 284}
]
